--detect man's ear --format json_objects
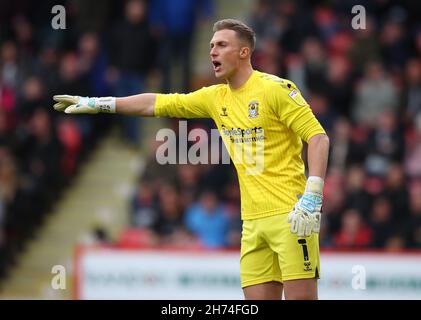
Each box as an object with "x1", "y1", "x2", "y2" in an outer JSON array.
[{"x1": 239, "y1": 47, "x2": 250, "y2": 58}]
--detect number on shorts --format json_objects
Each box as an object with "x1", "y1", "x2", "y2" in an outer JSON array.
[{"x1": 298, "y1": 239, "x2": 309, "y2": 261}]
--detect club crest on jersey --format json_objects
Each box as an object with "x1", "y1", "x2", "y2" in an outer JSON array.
[
  {"x1": 220, "y1": 106, "x2": 228, "y2": 116},
  {"x1": 248, "y1": 100, "x2": 259, "y2": 119}
]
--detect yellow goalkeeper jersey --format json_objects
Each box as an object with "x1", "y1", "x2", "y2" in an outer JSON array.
[{"x1": 154, "y1": 70, "x2": 326, "y2": 220}]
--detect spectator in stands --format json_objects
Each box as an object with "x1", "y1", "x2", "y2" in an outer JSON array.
[
  {"x1": 352, "y1": 61, "x2": 399, "y2": 127},
  {"x1": 277, "y1": 0, "x2": 318, "y2": 54},
  {"x1": 308, "y1": 92, "x2": 336, "y2": 134},
  {"x1": 78, "y1": 32, "x2": 110, "y2": 98},
  {"x1": 56, "y1": 117, "x2": 82, "y2": 177},
  {"x1": 326, "y1": 56, "x2": 354, "y2": 118},
  {"x1": 153, "y1": 183, "x2": 189, "y2": 244},
  {"x1": 149, "y1": 0, "x2": 214, "y2": 93},
  {"x1": 329, "y1": 117, "x2": 350, "y2": 173},
  {"x1": 11, "y1": 15, "x2": 35, "y2": 62},
  {"x1": 54, "y1": 52, "x2": 92, "y2": 143},
  {"x1": 0, "y1": 148, "x2": 19, "y2": 223},
  {"x1": 369, "y1": 196, "x2": 394, "y2": 248},
  {"x1": 415, "y1": 29, "x2": 421, "y2": 57},
  {"x1": 0, "y1": 108, "x2": 15, "y2": 150},
  {"x1": 253, "y1": 38, "x2": 283, "y2": 76},
  {"x1": 345, "y1": 123, "x2": 369, "y2": 166},
  {"x1": 383, "y1": 163, "x2": 410, "y2": 224},
  {"x1": 405, "y1": 112, "x2": 421, "y2": 178},
  {"x1": 185, "y1": 189, "x2": 230, "y2": 248},
  {"x1": 108, "y1": 0, "x2": 155, "y2": 144},
  {"x1": 285, "y1": 54, "x2": 307, "y2": 97},
  {"x1": 333, "y1": 208, "x2": 372, "y2": 249},
  {"x1": 343, "y1": 165, "x2": 371, "y2": 219},
  {"x1": 403, "y1": 59, "x2": 421, "y2": 125},
  {"x1": 131, "y1": 180, "x2": 158, "y2": 230},
  {"x1": 72, "y1": 0, "x2": 115, "y2": 34},
  {"x1": 176, "y1": 164, "x2": 203, "y2": 212},
  {"x1": 18, "y1": 76, "x2": 47, "y2": 119},
  {"x1": 313, "y1": 6, "x2": 338, "y2": 42},
  {"x1": 0, "y1": 147, "x2": 13, "y2": 269},
  {"x1": 141, "y1": 137, "x2": 178, "y2": 186},
  {"x1": 408, "y1": 182, "x2": 421, "y2": 248},
  {"x1": 323, "y1": 168, "x2": 346, "y2": 237},
  {"x1": 348, "y1": 17, "x2": 381, "y2": 76},
  {"x1": 0, "y1": 147, "x2": 33, "y2": 249},
  {"x1": 248, "y1": 0, "x2": 283, "y2": 53},
  {"x1": 365, "y1": 111, "x2": 405, "y2": 177},
  {"x1": 301, "y1": 37, "x2": 328, "y2": 94},
  {"x1": 19, "y1": 108, "x2": 64, "y2": 208},
  {"x1": 1, "y1": 41, "x2": 19, "y2": 90},
  {"x1": 380, "y1": 14, "x2": 411, "y2": 72},
  {"x1": 33, "y1": 46, "x2": 59, "y2": 101},
  {"x1": 199, "y1": 161, "x2": 233, "y2": 198},
  {"x1": 384, "y1": 234, "x2": 406, "y2": 252}
]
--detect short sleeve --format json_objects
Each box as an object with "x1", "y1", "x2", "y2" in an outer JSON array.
[{"x1": 269, "y1": 79, "x2": 326, "y2": 142}]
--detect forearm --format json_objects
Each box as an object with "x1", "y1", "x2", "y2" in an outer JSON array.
[
  {"x1": 116, "y1": 93, "x2": 156, "y2": 117},
  {"x1": 307, "y1": 133, "x2": 330, "y2": 179}
]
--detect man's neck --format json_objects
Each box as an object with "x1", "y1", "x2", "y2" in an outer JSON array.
[{"x1": 227, "y1": 65, "x2": 254, "y2": 90}]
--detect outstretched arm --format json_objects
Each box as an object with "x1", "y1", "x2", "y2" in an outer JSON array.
[
  {"x1": 116, "y1": 94, "x2": 156, "y2": 116},
  {"x1": 53, "y1": 93, "x2": 157, "y2": 117}
]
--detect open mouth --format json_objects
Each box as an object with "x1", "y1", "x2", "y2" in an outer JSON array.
[{"x1": 212, "y1": 61, "x2": 222, "y2": 72}]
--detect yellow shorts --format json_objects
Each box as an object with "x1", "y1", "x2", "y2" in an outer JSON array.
[{"x1": 240, "y1": 213, "x2": 320, "y2": 288}]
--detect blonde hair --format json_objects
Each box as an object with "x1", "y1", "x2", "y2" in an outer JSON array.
[{"x1": 213, "y1": 19, "x2": 256, "y2": 52}]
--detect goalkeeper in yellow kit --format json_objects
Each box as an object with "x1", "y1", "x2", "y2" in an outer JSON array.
[{"x1": 53, "y1": 19, "x2": 329, "y2": 300}]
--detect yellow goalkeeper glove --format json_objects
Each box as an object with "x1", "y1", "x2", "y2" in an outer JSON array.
[{"x1": 53, "y1": 95, "x2": 116, "y2": 114}]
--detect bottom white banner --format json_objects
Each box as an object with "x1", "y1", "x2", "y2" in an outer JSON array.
[{"x1": 75, "y1": 247, "x2": 421, "y2": 300}]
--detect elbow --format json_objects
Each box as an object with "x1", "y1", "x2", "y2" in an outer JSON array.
[
  {"x1": 322, "y1": 133, "x2": 330, "y2": 147},
  {"x1": 321, "y1": 134, "x2": 330, "y2": 152},
  {"x1": 308, "y1": 133, "x2": 330, "y2": 155},
  {"x1": 309, "y1": 133, "x2": 330, "y2": 146}
]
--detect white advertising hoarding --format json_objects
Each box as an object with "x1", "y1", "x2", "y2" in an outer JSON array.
[
  {"x1": 75, "y1": 247, "x2": 421, "y2": 300},
  {"x1": 319, "y1": 252, "x2": 421, "y2": 300},
  {"x1": 75, "y1": 248, "x2": 242, "y2": 300}
]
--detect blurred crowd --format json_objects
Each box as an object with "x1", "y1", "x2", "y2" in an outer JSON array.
[
  {"x1": 0, "y1": 0, "x2": 213, "y2": 277},
  {"x1": 125, "y1": 0, "x2": 421, "y2": 252},
  {"x1": 122, "y1": 136, "x2": 242, "y2": 249},
  {"x1": 250, "y1": 0, "x2": 421, "y2": 251},
  {"x1": 1, "y1": 0, "x2": 421, "y2": 278}
]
